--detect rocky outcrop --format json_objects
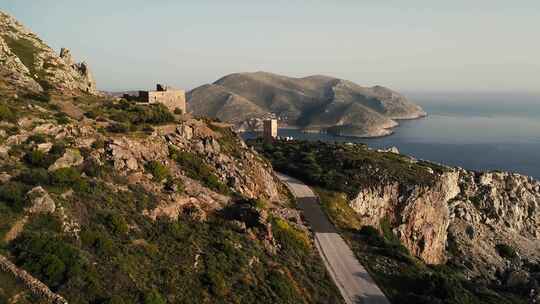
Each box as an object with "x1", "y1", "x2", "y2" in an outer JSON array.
[
  {"x1": 0, "y1": 255, "x2": 68, "y2": 304},
  {"x1": 48, "y1": 149, "x2": 84, "y2": 171},
  {"x1": 350, "y1": 172, "x2": 460, "y2": 264},
  {"x1": 0, "y1": 10, "x2": 97, "y2": 94},
  {"x1": 101, "y1": 119, "x2": 281, "y2": 203},
  {"x1": 0, "y1": 33, "x2": 42, "y2": 92},
  {"x1": 447, "y1": 169, "x2": 540, "y2": 279},
  {"x1": 349, "y1": 163, "x2": 540, "y2": 280},
  {"x1": 27, "y1": 186, "x2": 56, "y2": 214}
]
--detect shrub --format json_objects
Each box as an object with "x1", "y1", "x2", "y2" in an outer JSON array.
[
  {"x1": 10, "y1": 233, "x2": 84, "y2": 288},
  {"x1": 82, "y1": 158, "x2": 103, "y2": 178},
  {"x1": 26, "y1": 133, "x2": 47, "y2": 144},
  {"x1": 0, "y1": 103, "x2": 15, "y2": 122},
  {"x1": 169, "y1": 148, "x2": 229, "y2": 194},
  {"x1": 145, "y1": 161, "x2": 170, "y2": 182},
  {"x1": 105, "y1": 213, "x2": 129, "y2": 235},
  {"x1": 84, "y1": 111, "x2": 98, "y2": 119},
  {"x1": 173, "y1": 108, "x2": 183, "y2": 115},
  {"x1": 16, "y1": 168, "x2": 50, "y2": 185},
  {"x1": 107, "y1": 123, "x2": 130, "y2": 133},
  {"x1": 50, "y1": 167, "x2": 88, "y2": 192},
  {"x1": 129, "y1": 104, "x2": 175, "y2": 125},
  {"x1": 23, "y1": 149, "x2": 48, "y2": 167},
  {"x1": 144, "y1": 290, "x2": 166, "y2": 304},
  {"x1": 81, "y1": 229, "x2": 115, "y2": 255},
  {"x1": 91, "y1": 138, "x2": 106, "y2": 149},
  {"x1": 495, "y1": 244, "x2": 517, "y2": 259},
  {"x1": 164, "y1": 178, "x2": 184, "y2": 193},
  {"x1": 54, "y1": 113, "x2": 70, "y2": 125},
  {"x1": 0, "y1": 182, "x2": 29, "y2": 210},
  {"x1": 358, "y1": 225, "x2": 385, "y2": 247},
  {"x1": 272, "y1": 218, "x2": 310, "y2": 257},
  {"x1": 267, "y1": 270, "x2": 300, "y2": 302}
]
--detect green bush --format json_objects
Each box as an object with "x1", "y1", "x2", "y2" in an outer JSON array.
[
  {"x1": 107, "y1": 102, "x2": 175, "y2": 125},
  {"x1": 144, "y1": 290, "x2": 166, "y2": 304},
  {"x1": 23, "y1": 149, "x2": 48, "y2": 167},
  {"x1": 81, "y1": 229, "x2": 115, "y2": 256},
  {"x1": 0, "y1": 103, "x2": 15, "y2": 122},
  {"x1": 267, "y1": 270, "x2": 301, "y2": 302},
  {"x1": 104, "y1": 213, "x2": 129, "y2": 235},
  {"x1": 10, "y1": 233, "x2": 84, "y2": 288},
  {"x1": 145, "y1": 161, "x2": 170, "y2": 182},
  {"x1": 54, "y1": 113, "x2": 70, "y2": 125},
  {"x1": 16, "y1": 168, "x2": 50, "y2": 185},
  {"x1": 50, "y1": 168, "x2": 88, "y2": 192},
  {"x1": 164, "y1": 178, "x2": 184, "y2": 193},
  {"x1": 272, "y1": 218, "x2": 310, "y2": 258},
  {"x1": 107, "y1": 123, "x2": 130, "y2": 133},
  {"x1": 26, "y1": 133, "x2": 48, "y2": 144},
  {"x1": 82, "y1": 158, "x2": 104, "y2": 178},
  {"x1": 169, "y1": 148, "x2": 229, "y2": 194},
  {"x1": 91, "y1": 138, "x2": 106, "y2": 149},
  {"x1": 495, "y1": 244, "x2": 517, "y2": 259},
  {"x1": 0, "y1": 182, "x2": 29, "y2": 210},
  {"x1": 358, "y1": 225, "x2": 385, "y2": 247}
]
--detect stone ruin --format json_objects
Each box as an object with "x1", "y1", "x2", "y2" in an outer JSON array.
[{"x1": 137, "y1": 84, "x2": 186, "y2": 113}]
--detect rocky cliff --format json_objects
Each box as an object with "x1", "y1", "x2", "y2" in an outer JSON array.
[
  {"x1": 350, "y1": 164, "x2": 540, "y2": 279},
  {"x1": 188, "y1": 71, "x2": 425, "y2": 137},
  {"x1": 0, "y1": 11, "x2": 97, "y2": 95}
]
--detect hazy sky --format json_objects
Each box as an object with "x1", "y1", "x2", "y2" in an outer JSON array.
[{"x1": 2, "y1": 1, "x2": 540, "y2": 93}]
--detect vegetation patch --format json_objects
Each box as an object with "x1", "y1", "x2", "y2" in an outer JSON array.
[
  {"x1": 495, "y1": 244, "x2": 517, "y2": 260},
  {"x1": 249, "y1": 139, "x2": 447, "y2": 197},
  {"x1": 169, "y1": 147, "x2": 229, "y2": 195},
  {"x1": 144, "y1": 161, "x2": 170, "y2": 182}
]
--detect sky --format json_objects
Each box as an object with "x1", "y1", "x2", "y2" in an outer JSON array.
[{"x1": 2, "y1": 1, "x2": 540, "y2": 93}]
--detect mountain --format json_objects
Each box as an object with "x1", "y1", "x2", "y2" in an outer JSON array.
[
  {"x1": 0, "y1": 11, "x2": 96, "y2": 95},
  {"x1": 188, "y1": 71, "x2": 425, "y2": 137}
]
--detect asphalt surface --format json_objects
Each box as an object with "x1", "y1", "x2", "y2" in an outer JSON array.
[{"x1": 276, "y1": 173, "x2": 390, "y2": 304}]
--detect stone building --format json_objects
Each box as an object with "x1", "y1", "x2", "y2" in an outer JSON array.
[
  {"x1": 138, "y1": 84, "x2": 186, "y2": 113},
  {"x1": 263, "y1": 119, "x2": 278, "y2": 141}
]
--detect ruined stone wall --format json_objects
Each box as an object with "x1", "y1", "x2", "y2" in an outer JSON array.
[
  {"x1": 0, "y1": 255, "x2": 68, "y2": 304},
  {"x1": 148, "y1": 90, "x2": 186, "y2": 113}
]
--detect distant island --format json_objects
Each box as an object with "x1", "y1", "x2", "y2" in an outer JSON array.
[{"x1": 187, "y1": 71, "x2": 426, "y2": 137}]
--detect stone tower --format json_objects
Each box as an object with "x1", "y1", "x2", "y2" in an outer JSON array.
[{"x1": 263, "y1": 119, "x2": 278, "y2": 141}]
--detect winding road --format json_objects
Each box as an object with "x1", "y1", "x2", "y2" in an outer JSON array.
[{"x1": 276, "y1": 173, "x2": 389, "y2": 304}]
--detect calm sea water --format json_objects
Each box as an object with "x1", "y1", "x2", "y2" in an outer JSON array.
[{"x1": 243, "y1": 92, "x2": 540, "y2": 180}]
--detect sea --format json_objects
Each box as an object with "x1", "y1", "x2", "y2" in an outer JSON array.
[{"x1": 242, "y1": 92, "x2": 540, "y2": 180}]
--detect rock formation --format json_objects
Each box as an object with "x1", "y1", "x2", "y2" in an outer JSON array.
[
  {"x1": 0, "y1": 10, "x2": 97, "y2": 94},
  {"x1": 350, "y1": 165, "x2": 540, "y2": 279}
]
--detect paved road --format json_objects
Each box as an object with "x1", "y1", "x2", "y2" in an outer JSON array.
[{"x1": 276, "y1": 173, "x2": 390, "y2": 304}]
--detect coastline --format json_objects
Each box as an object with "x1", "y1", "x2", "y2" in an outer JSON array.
[{"x1": 237, "y1": 112, "x2": 428, "y2": 139}]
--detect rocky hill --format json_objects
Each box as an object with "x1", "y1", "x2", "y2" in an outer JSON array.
[
  {"x1": 253, "y1": 139, "x2": 540, "y2": 303},
  {"x1": 0, "y1": 11, "x2": 96, "y2": 95},
  {"x1": 188, "y1": 72, "x2": 425, "y2": 137},
  {"x1": 0, "y1": 89, "x2": 344, "y2": 304},
  {"x1": 0, "y1": 12, "x2": 344, "y2": 304}
]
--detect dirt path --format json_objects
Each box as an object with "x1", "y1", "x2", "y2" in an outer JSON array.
[{"x1": 276, "y1": 173, "x2": 389, "y2": 304}]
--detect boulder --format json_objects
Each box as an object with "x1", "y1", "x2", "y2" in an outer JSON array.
[
  {"x1": 26, "y1": 186, "x2": 56, "y2": 214},
  {"x1": 48, "y1": 148, "x2": 84, "y2": 171},
  {"x1": 37, "y1": 142, "x2": 53, "y2": 152}
]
